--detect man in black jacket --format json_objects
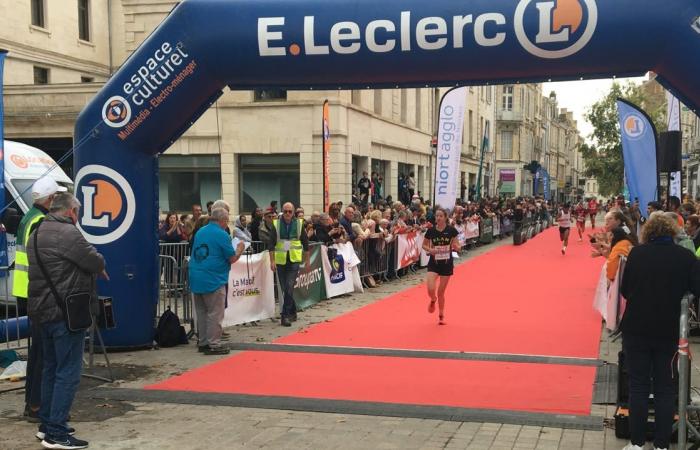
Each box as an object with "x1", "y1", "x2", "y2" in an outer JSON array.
[
  {"x1": 27, "y1": 192, "x2": 107, "y2": 450},
  {"x1": 620, "y1": 213, "x2": 700, "y2": 450}
]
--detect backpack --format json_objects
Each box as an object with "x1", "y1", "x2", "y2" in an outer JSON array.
[{"x1": 155, "y1": 307, "x2": 188, "y2": 347}]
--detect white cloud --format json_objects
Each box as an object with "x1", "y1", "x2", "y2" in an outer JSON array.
[{"x1": 542, "y1": 77, "x2": 646, "y2": 142}]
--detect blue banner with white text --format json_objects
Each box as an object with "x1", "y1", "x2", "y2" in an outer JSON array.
[{"x1": 616, "y1": 100, "x2": 658, "y2": 219}]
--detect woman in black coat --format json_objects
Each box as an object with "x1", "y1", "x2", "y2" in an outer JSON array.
[{"x1": 620, "y1": 213, "x2": 700, "y2": 450}]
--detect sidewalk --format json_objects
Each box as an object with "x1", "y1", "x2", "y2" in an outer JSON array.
[{"x1": 0, "y1": 235, "x2": 694, "y2": 450}]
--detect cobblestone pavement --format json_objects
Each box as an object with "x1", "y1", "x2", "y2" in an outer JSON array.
[{"x1": 1, "y1": 234, "x2": 694, "y2": 449}]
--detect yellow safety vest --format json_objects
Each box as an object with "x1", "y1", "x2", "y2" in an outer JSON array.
[
  {"x1": 273, "y1": 218, "x2": 303, "y2": 265},
  {"x1": 12, "y1": 208, "x2": 45, "y2": 298}
]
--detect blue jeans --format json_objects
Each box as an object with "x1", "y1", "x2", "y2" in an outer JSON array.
[
  {"x1": 39, "y1": 321, "x2": 85, "y2": 440},
  {"x1": 276, "y1": 263, "x2": 299, "y2": 318},
  {"x1": 623, "y1": 333, "x2": 677, "y2": 449}
]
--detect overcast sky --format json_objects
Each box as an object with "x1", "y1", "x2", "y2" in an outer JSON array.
[{"x1": 542, "y1": 76, "x2": 647, "y2": 141}]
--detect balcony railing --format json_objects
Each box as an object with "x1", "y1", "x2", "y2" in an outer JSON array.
[{"x1": 497, "y1": 110, "x2": 524, "y2": 122}]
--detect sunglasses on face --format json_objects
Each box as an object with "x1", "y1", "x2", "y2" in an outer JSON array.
[{"x1": 283, "y1": 209, "x2": 294, "y2": 213}]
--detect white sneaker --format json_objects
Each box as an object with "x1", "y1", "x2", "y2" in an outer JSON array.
[
  {"x1": 621, "y1": 444, "x2": 644, "y2": 450},
  {"x1": 653, "y1": 447, "x2": 668, "y2": 450}
]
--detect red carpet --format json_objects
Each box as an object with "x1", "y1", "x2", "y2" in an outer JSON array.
[
  {"x1": 148, "y1": 227, "x2": 604, "y2": 416},
  {"x1": 148, "y1": 351, "x2": 596, "y2": 415},
  {"x1": 280, "y1": 226, "x2": 603, "y2": 358}
]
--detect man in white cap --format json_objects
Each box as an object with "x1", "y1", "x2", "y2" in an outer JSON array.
[{"x1": 13, "y1": 176, "x2": 66, "y2": 421}]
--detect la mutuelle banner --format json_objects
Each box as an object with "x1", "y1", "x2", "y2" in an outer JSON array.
[
  {"x1": 434, "y1": 87, "x2": 467, "y2": 210},
  {"x1": 222, "y1": 251, "x2": 275, "y2": 327},
  {"x1": 293, "y1": 243, "x2": 325, "y2": 310},
  {"x1": 616, "y1": 100, "x2": 658, "y2": 219}
]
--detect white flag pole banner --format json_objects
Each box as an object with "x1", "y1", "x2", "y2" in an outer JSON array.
[
  {"x1": 434, "y1": 87, "x2": 467, "y2": 210},
  {"x1": 667, "y1": 91, "x2": 682, "y2": 198},
  {"x1": 222, "y1": 251, "x2": 275, "y2": 327},
  {"x1": 396, "y1": 230, "x2": 424, "y2": 270},
  {"x1": 321, "y1": 242, "x2": 363, "y2": 298}
]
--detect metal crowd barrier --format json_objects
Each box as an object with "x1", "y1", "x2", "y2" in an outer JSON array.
[
  {"x1": 158, "y1": 241, "x2": 192, "y2": 328},
  {"x1": 677, "y1": 294, "x2": 700, "y2": 448},
  {"x1": 0, "y1": 265, "x2": 29, "y2": 351},
  {"x1": 356, "y1": 236, "x2": 392, "y2": 286}
]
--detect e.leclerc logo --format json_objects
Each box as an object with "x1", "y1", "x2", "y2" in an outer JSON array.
[
  {"x1": 258, "y1": 0, "x2": 596, "y2": 60},
  {"x1": 100, "y1": 42, "x2": 197, "y2": 140},
  {"x1": 75, "y1": 165, "x2": 136, "y2": 245},
  {"x1": 515, "y1": 0, "x2": 597, "y2": 59},
  {"x1": 622, "y1": 113, "x2": 646, "y2": 140}
]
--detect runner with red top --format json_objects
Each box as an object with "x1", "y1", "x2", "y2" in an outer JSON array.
[
  {"x1": 573, "y1": 200, "x2": 587, "y2": 241},
  {"x1": 587, "y1": 197, "x2": 598, "y2": 229},
  {"x1": 422, "y1": 208, "x2": 460, "y2": 325}
]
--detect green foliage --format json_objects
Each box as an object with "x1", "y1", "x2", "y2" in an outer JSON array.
[{"x1": 581, "y1": 81, "x2": 665, "y2": 197}]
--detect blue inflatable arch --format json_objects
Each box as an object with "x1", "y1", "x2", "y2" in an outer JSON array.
[{"x1": 74, "y1": 0, "x2": 700, "y2": 346}]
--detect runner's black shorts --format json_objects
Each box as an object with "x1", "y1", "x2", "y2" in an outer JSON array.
[
  {"x1": 427, "y1": 259, "x2": 454, "y2": 276},
  {"x1": 559, "y1": 226, "x2": 570, "y2": 241}
]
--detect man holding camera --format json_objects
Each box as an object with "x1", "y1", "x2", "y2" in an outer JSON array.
[{"x1": 27, "y1": 192, "x2": 107, "y2": 450}]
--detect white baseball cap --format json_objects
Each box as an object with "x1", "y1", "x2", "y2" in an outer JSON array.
[{"x1": 31, "y1": 177, "x2": 67, "y2": 200}]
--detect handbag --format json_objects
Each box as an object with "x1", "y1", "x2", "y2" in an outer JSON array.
[{"x1": 33, "y1": 223, "x2": 93, "y2": 332}]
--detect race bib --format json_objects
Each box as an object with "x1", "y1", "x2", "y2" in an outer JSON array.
[{"x1": 434, "y1": 245, "x2": 450, "y2": 261}]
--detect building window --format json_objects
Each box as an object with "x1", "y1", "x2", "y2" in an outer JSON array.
[
  {"x1": 81, "y1": 76, "x2": 94, "y2": 83},
  {"x1": 400, "y1": 89, "x2": 407, "y2": 124},
  {"x1": 158, "y1": 155, "x2": 221, "y2": 212},
  {"x1": 33, "y1": 66, "x2": 49, "y2": 84},
  {"x1": 374, "y1": 90, "x2": 382, "y2": 115},
  {"x1": 239, "y1": 154, "x2": 299, "y2": 214},
  {"x1": 501, "y1": 131, "x2": 513, "y2": 159},
  {"x1": 31, "y1": 0, "x2": 45, "y2": 28},
  {"x1": 502, "y1": 86, "x2": 513, "y2": 111},
  {"x1": 351, "y1": 90, "x2": 361, "y2": 106},
  {"x1": 468, "y1": 110, "x2": 474, "y2": 146},
  {"x1": 254, "y1": 89, "x2": 287, "y2": 101},
  {"x1": 415, "y1": 89, "x2": 422, "y2": 129},
  {"x1": 78, "y1": 0, "x2": 90, "y2": 41},
  {"x1": 486, "y1": 86, "x2": 492, "y2": 104}
]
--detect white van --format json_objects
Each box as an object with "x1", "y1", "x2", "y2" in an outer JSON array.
[{"x1": 0, "y1": 140, "x2": 73, "y2": 306}]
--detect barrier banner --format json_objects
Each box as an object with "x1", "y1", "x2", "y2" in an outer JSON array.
[
  {"x1": 454, "y1": 223, "x2": 467, "y2": 248},
  {"x1": 222, "y1": 251, "x2": 275, "y2": 327},
  {"x1": 501, "y1": 217, "x2": 513, "y2": 234},
  {"x1": 465, "y1": 220, "x2": 480, "y2": 240},
  {"x1": 479, "y1": 218, "x2": 494, "y2": 244},
  {"x1": 396, "y1": 230, "x2": 424, "y2": 269},
  {"x1": 492, "y1": 217, "x2": 500, "y2": 238},
  {"x1": 322, "y1": 242, "x2": 363, "y2": 298},
  {"x1": 293, "y1": 244, "x2": 325, "y2": 310}
]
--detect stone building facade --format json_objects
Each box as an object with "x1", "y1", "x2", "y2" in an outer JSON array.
[{"x1": 1, "y1": 0, "x2": 582, "y2": 214}]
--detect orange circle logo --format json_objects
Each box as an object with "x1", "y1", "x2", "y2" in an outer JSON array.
[{"x1": 10, "y1": 154, "x2": 29, "y2": 169}]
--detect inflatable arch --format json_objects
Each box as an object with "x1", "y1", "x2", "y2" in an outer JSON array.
[{"x1": 74, "y1": 0, "x2": 700, "y2": 346}]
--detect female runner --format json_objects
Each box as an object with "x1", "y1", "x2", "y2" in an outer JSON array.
[
  {"x1": 422, "y1": 208, "x2": 461, "y2": 325},
  {"x1": 557, "y1": 203, "x2": 572, "y2": 255}
]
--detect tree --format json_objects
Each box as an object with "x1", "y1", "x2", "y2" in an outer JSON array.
[{"x1": 580, "y1": 81, "x2": 665, "y2": 197}]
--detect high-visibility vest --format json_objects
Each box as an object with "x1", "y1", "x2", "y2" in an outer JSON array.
[
  {"x1": 12, "y1": 207, "x2": 45, "y2": 298},
  {"x1": 273, "y1": 218, "x2": 303, "y2": 265}
]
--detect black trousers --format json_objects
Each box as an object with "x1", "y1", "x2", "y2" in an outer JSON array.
[
  {"x1": 25, "y1": 319, "x2": 43, "y2": 410},
  {"x1": 623, "y1": 333, "x2": 677, "y2": 449}
]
